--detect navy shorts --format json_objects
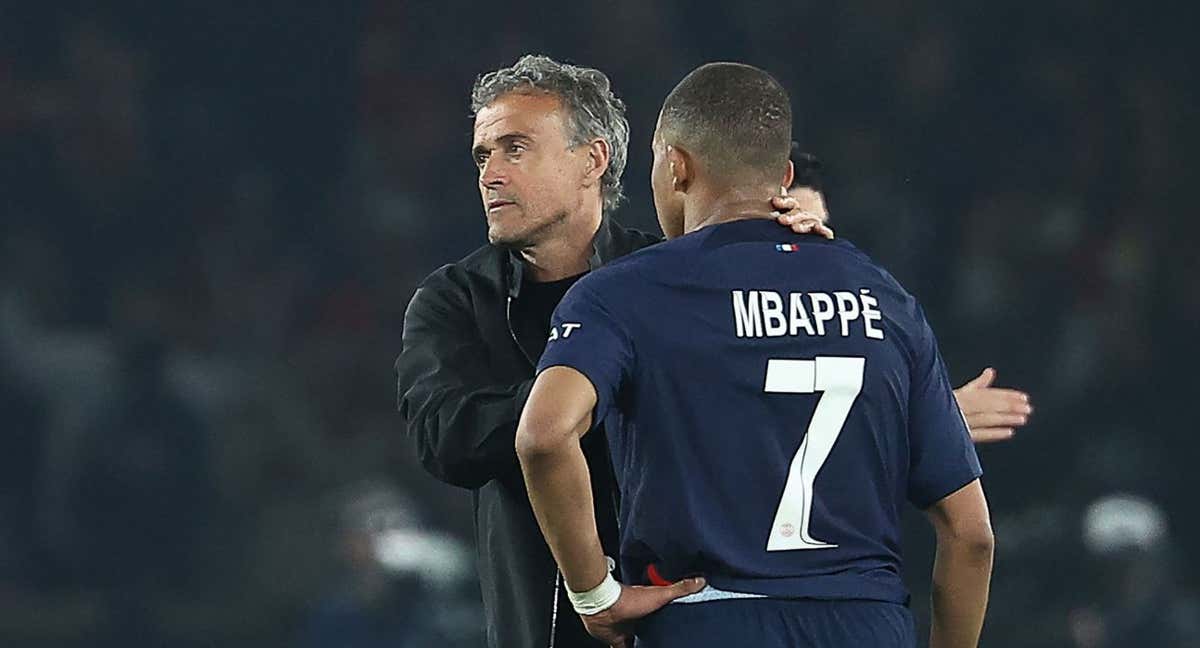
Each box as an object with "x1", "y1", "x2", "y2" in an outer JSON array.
[{"x1": 635, "y1": 598, "x2": 916, "y2": 648}]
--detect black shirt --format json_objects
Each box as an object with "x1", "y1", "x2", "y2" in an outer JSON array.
[{"x1": 512, "y1": 273, "x2": 585, "y2": 363}]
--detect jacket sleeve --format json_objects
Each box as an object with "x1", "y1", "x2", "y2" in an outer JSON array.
[{"x1": 395, "y1": 274, "x2": 533, "y2": 489}]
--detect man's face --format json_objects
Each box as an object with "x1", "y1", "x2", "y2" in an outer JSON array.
[
  {"x1": 472, "y1": 92, "x2": 589, "y2": 247},
  {"x1": 650, "y1": 122, "x2": 685, "y2": 239}
]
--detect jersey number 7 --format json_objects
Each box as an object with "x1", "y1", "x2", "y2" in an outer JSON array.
[{"x1": 763, "y1": 356, "x2": 865, "y2": 551}]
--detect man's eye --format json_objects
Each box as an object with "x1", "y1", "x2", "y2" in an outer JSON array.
[
  {"x1": 508, "y1": 143, "x2": 525, "y2": 155},
  {"x1": 475, "y1": 154, "x2": 489, "y2": 168}
]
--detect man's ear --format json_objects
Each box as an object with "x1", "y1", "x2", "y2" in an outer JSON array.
[
  {"x1": 583, "y1": 138, "x2": 611, "y2": 187},
  {"x1": 781, "y1": 160, "x2": 795, "y2": 193},
  {"x1": 667, "y1": 145, "x2": 693, "y2": 193}
]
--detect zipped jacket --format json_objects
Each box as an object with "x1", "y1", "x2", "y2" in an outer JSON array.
[{"x1": 396, "y1": 217, "x2": 659, "y2": 648}]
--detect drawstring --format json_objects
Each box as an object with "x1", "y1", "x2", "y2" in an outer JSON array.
[{"x1": 548, "y1": 569, "x2": 561, "y2": 648}]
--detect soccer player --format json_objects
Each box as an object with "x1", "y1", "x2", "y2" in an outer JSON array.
[{"x1": 516, "y1": 62, "x2": 994, "y2": 648}]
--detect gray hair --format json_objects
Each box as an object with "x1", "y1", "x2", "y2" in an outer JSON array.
[{"x1": 471, "y1": 54, "x2": 629, "y2": 213}]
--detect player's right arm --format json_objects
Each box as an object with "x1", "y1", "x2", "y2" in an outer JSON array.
[
  {"x1": 925, "y1": 479, "x2": 994, "y2": 648},
  {"x1": 395, "y1": 273, "x2": 532, "y2": 488},
  {"x1": 905, "y1": 302, "x2": 993, "y2": 648}
]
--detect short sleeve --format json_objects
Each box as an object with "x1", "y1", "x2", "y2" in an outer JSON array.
[
  {"x1": 907, "y1": 310, "x2": 983, "y2": 508},
  {"x1": 537, "y1": 279, "x2": 634, "y2": 421}
]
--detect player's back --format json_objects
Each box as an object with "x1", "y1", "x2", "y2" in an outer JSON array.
[{"x1": 544, "y1": 217, "x2": 980, "y2": 606}]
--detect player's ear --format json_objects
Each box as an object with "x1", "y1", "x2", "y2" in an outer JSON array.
[
  {"x1": 781, "y1": 160, "x2": 795, "y2": 193},
  {"x1": 583, "y1": 138, "x2": 610, "y2": 188},
  {"x1": 667, "y1": 145, "x2": 692, "y2": 193}
]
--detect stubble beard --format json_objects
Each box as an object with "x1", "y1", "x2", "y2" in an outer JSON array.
[{"x1": 488, "y1": 207, "x2": 570, "y2": 250}]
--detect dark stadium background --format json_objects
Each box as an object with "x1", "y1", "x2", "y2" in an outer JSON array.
[{"x1": 2, "y1": 2, "x2": 1196, "y2": 646}]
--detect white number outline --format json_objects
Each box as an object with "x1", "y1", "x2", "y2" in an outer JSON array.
[{"x1": 763, "y1": 356, "x2": 865, "y2": 551}]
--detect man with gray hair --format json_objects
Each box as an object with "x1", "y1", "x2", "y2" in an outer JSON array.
[{"x1": 394, "y1": 54, "x2": 827, "y2": 648}]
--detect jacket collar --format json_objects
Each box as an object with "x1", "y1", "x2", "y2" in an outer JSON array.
[{"x1": 505, "y1": 215, "x2": 622, "y2": 299}]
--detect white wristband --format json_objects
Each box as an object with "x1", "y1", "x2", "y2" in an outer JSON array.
[{"x1": 567, "y1": 571, "x2": 622, "y2": 616}]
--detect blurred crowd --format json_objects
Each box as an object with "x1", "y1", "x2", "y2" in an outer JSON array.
[{"x1": 1, "y1": 2, "x2": 1196, "y2": 646}]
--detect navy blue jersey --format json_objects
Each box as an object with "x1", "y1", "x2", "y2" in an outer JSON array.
[{"x1": 537, "y1": 218, "x2": 981, "y2": 604}]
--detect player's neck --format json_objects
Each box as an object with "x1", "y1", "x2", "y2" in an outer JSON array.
[
  {"x1": 519, "y1": 206, "x2": 602, "y2": 282},
  {"x1": 684, "y1": 186, "x2": 780, "y2": 235}
]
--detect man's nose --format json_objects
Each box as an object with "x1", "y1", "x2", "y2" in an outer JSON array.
[{"x1": 480, "y1": 157, "x2": 507, "y2": 188}]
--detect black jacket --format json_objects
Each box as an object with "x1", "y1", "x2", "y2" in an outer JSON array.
[{"x1": 395, "y1": 217, "x2": 659, "y2": 648}]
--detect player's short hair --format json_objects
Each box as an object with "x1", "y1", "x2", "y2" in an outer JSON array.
[
  {"x1": 471, "y1": 54, "x2": 629, "y2": 213},
  {"x1": 789, "y1": 144, "x2": 824, "y2": 192},
  {"x1": 658, "y1": 62, "x2": 792, "y2": 184}
]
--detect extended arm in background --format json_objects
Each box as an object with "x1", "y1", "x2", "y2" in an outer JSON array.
[
  {"x1": 924, "y1": 479, "x2": 994, "y2": 648},
  {"x1": 396, "y1": 279, "x2": 533, "y2": 488},
  {"x1": 516, "y1": 366, "x2": 704, "y2": 648},
  {"x1": 954, "y1": 368, "x2": 1033, "y2": 443}
]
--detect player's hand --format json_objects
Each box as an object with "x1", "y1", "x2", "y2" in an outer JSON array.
[
  {"x1": 580, "y1": 577, "x2": 706, "y2": 647},
  {"x1": 770, "y1": 195, "x2": 834, "y2": 239},
  {"x1": 954, "y1": 368, "x2": 1033, "y2": 443}
]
